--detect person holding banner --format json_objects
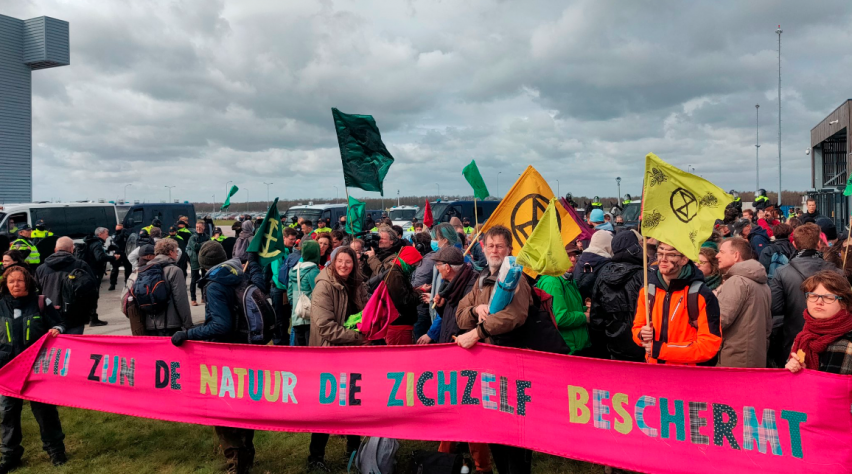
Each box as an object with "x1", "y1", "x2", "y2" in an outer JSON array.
[
  {"x1": 787, "y1": 270, "x2": 852, "y2": 375},
  {"x1": 0, "y1": 265, "x2": 66, "y2": 470},
  {"x1": 632, "y1": 242, "x2": 722, "y2": 366},
  {"x1": 308, "y1": 247, "x2": 366, "y2": 471},
  {"x1": 456, "y1": 225, "x2": 533, "y2": 474}
]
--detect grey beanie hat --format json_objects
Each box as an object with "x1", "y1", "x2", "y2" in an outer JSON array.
[{"x1": 199, "y1": 241, "x2": 228, "y2": 270}]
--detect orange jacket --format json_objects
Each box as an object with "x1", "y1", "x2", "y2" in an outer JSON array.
[{"x1": 632, "y1": 263, "x2": 722, "y2": 365}]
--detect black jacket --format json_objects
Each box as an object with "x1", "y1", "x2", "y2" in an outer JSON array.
[
  {"x1": 800, "y1": 210, "x2": 820, "y2": 225},
  {"x1": 84, "y1": 235, "x2": 117, "y2": 277},
  {"x1": 0, "y1": 293, "x2": 63, "y2": 368},
  {"x1": 589, "y1": 231, "x2": 646, "y2": 361},
  {"x1": 758, "y1": 239, "x2": 796, "y2": 274},
  {"x1": 112, "y1": 228, "x2": 131, "y2": 254},
  {"x1": 35, "y1": 251, "x2": 95, "y2": 328},
  {"x1": 769, "y1": 252, "x2": 842, "y2": 367},
  {"x1": 573, "y1": 252, "x2": 611, "y2": 301}
]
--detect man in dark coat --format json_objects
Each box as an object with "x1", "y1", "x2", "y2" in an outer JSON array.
[
  {"x1": 589, "y1": 230, "x2": 648, "y2": 362},
  {"x1": 769, "y1": 223, "x2": 842, "y2": 367},
  {"x1": 800, "y1": 198, "x2": 820, "y2": 224},
  {"x1": 35, "y1": 237, "x2": 96, "y2": 335},
  {"x1": 83, "y1": 227, "x2": 120, "y2": 327},
  {"x1": 109, "y1": 223, "x2": 132, "y2": 291}
]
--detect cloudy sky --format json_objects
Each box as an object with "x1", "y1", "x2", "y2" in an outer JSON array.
[{"x1": 7, "y1": 0, "x2": 852, "y2": 204}]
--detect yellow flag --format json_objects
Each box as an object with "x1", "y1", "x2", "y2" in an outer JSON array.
[
  {"x1": 481, "y1": 165, "x2": 582, "y2": 260},
  {"x1": 642, "y1": 153, "x2": 732, "y2": 261},
  {"x1": 516, "y1": 198, "x2": 573, "y2": 276}
]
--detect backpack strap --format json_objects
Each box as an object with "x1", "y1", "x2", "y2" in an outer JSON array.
[
  {"x1": 38, "y1": 295, "x2": 46, "y2": 314},
  {"x1": 686, "y1": 281, "x2": 703, "y2": 329}
]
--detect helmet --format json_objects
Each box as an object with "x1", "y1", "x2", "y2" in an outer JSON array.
[
  {"x1": 35, "y1": 219, "x2": 46, "y2": 229},
  {"x1": 623, "y1": 194, "x2": 632, "y2": 202},
  {"x1": 565, "y1": 192, "x2": 573, "y2": 201},
  {"x1": 152, "y1": 218, "x2": 162, "y2": 228},
  {"x1": 729, "y1": 190, "x2": 740, "y2": 199},
  {"x1": 757, "y1": 189, "x2": 767, "y2": 197},
  {"x1": 593, "y1": 196, "x2": 600, "y2": 202}
]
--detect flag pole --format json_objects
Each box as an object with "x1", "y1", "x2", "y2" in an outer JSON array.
[
  {"x1": 843, "y1": 215, "x2": 852, "y2": 270},
  {"x1": 344, "y1": 186, "x2": 351, "y2": 234},
  {"x1": 464, "y1": 229, "x2": 483, "y2": 256},
  {"x1": 474, "y1": 197, "x2": 478, "y2": 232},
  {"x1": 642, "y1": 233, "x2": 652, "y2": 360}
]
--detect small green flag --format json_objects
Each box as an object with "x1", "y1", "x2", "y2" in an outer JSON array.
[
  {"x1": 247, "y1": 197, "x2": 288, "y2": 267},
  {"x1": 346, "y1": 195, "x2": 365, "y2": 234},
  {"x1": 332, "y1": 108, "x2": 394, "y2": 196},
  {"x1": 221, "y1": 185, "x2": 239, "y2": 211},
  {"x1": 462, "y1": 160, "x2": 490, "y2": 201},
  {"x1": 844, "y1": 176, "x2": 852, "y2": 196}
]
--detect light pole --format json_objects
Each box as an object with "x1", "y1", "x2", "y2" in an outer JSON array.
[
  {"x1": 616, "y1": 177, "x2": 621, "y2": 203},
  {"x1": 264, "y1": 182, "x2": 273, "y2": 207},
  {"x1": 397, "y1": 189, "x2": 400, "y2": 207},
  {"x1": 777, "y1": 25, "x2": 783, "y2": 206},
  {"x1": 497, "y1": 172, "x2": 502, "y2": 197},
  {"x1": 164, "y1": 185, "x2": 175, "y2": 202},
  {"x1": 755, "y1": 104, "x2": 760, "y2": 191},
  {"x1": 123, "y1": 184, "x2": 132, "y2": 203}
]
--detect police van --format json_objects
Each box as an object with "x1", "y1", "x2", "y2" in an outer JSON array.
[
  {"x1": 0, "y1": 202, "x2": 118, "y2": 240},
  {"x1": 388, "y1": 205, "x2": 419, "y2": 228},
  {"x1": 283, "y1": 204, "x2": 354, "y2": 229}
]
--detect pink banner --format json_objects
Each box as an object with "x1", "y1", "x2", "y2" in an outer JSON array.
[{"x1": 1, "y1": 335, "x2": 850, "y2": 473}]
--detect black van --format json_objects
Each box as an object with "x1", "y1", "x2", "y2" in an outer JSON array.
[
  {"x1": 414, "y1": 200, "x2": 501, "y2": 225},
  {"x1": 121, "y1": 203, "x2": 197, "y2": 234}
]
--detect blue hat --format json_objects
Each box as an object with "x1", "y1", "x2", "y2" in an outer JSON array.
[{"x1": 589, "y1": 209, "x2": 605, "y2": 223}]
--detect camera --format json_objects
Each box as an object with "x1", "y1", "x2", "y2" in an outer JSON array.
[{"x1": 354, "y1": 230, "x2": 381, "y2": 252}]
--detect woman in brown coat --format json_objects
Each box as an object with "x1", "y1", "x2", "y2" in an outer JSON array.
[{"x1": 307, "y1": 246, "x2": 365, "y2": 471}]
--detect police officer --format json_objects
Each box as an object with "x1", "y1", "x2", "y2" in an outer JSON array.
[
  {"x1": 9, "y1": 224, "x2": 40, "y2": 266},
  {"x1": 591, "y1": 196, "x2": 603, "y2": 210},
  {"x1": 753, "y1": 188, "x2": 769, "y2": 210},
  {"x1": 166, "y1": 226, "x2": 189, "y2": 276},
  {"x1": 407, "y1": 217, "x2": 419, "y2": 233},
  {"x1": 142, "y1": 218, "x2": 163, "y2": 234},
  {"x1": 622, "y1": 194, "x2": 633, "y2": 206},
  {"x1": 30, "y1": 220, "x2": 54, "y2": 240},
  {"x1": 729, "y1": 190, "x2": 743, "y2": 213},
  {"x1": 211, "y1": 227, "x2": 226, "y2": 242},
  {"x1": 176, "y1": 219, "x2": 192, "y2": 240},
  {"x1": 462, "y1": 218, "x2": 474, "y2": 235}
]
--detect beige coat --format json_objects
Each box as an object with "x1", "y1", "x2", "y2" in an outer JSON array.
[
  {"x1": 123, "y1": 255, "x2": 193, "y2": 332},
  {"x1": 716, "y1": 259, "x2": 772, "y2": 368},
  {"x1": 309, "y1": 268, "x2": 367, "y2": 347},
  {"x1": 456, "y1": 269, "x2": 531, "y2": 343}
]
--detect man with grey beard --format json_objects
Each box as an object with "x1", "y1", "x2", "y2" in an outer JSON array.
[{"x1": 456, "y1": 224, "x2": 532, "y2": 474}]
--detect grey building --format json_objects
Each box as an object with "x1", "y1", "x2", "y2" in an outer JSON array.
[
  {"x1": 0, "y1": 14, "x2": 69, "y2": 203},
  {"x1": 809, "y1": 99, "x2": 851, "y2": 230}
]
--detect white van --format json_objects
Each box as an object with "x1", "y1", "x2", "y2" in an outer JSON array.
[
  {"x1": 0, "y1": 202, "x2": 119, "y2": 241},
  {"x1": 389, "y1": 205, "x2": 419, "y2": 228}
]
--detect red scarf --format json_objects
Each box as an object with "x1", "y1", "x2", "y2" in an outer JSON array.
[{"x1": 792, "y1": 309, "x2": 852, "y2": 370}]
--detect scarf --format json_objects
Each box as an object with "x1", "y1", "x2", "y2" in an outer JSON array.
[
  {"x1": 655, "y1": 264, "x2": 693, "y2": 292},
  {"x1": 376, "y1": 240, "x2": 403, "y2": 262},
  {"x1": 792, "y1": 309, "x2": 852, "y2": 370},
  {"x1": 704, "y1": 273, "x2": 722, "y2": 290},
  {"x1": 795, "y1": 249, "x2": 822, "y2": 260},
  {"x1": 439, "y1": 263, "x2": 473, "y2": 305}
]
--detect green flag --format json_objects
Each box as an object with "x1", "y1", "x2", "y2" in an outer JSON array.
[
  {"x1": 462, "y1": 160, "x2": 490, "y2": 201},
  {"x1": 346, "y1": 195, "x2": 365, "y2": 234},
  {"x1": 221, "y1": 185, "x2": 239, "y2": 211},
  {"x1": 844, "y1": 175, "x2": 852, "y2": 196},
  {"x1": 247, "y1": 197, "x2": 288, "y2": 267},
  {"x1": 332, "y1": 108, "x2": 394, "y2": 196}
]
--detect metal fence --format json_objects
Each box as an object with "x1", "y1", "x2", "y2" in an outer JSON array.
[{"x1": 807, "y1": 190, "x2": 848, "y2": 232}]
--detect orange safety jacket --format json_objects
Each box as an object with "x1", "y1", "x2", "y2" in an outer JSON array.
[{"x1": 632, "y1": 263, "x2": 722, "y2": 365}]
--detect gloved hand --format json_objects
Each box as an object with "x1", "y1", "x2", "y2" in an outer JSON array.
[{"x1": 171, "y1": 331, "x2": 188, "y2": 347}]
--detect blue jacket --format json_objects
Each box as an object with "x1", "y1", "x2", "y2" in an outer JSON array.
[
  {"x1": 748, "y1": 225, "x2": 771, "y2": 258},
  {"x1": 186, "y1": 258, "x2": 266, "y2": 342}
]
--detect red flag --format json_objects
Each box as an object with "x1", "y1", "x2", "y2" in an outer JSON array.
[
  {"x1": 559, "y1": 197, "x2": 595, "y2": 242},
  {"x1": 423, "y1": 200, "x2": 434, "y2": 228}
]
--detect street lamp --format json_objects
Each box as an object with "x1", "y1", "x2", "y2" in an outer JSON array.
[
  {"x1": 264, "y1": 182, "x2": 273, "y2": 207},
  {"x1": 123, "y1": 184, "x2": 132, "y2": 203},
  {"x1": 397, "y1": 189, "x2": 400, "y2": 207},
  {"x1": 164, "y1": 185, "x2": 175, "y2": 202},
  {"x1": 616, "y1": 177, "x2": 622, "y2": 203}
]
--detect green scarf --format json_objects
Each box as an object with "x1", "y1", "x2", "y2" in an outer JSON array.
[
  {"x1": 655, "y1": 264, "x2": 693, "y2": 291},
  {"x1": 704, "y1": 273, "x2": 722, "y2": 290},
  {"x1": 396, "y1": 257, "x2": 415, "y2": 277}
]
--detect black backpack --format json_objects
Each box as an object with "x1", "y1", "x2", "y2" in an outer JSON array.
[
  {"x1": 59, "y1": 267, "x2": 98, "y2": 318},
  {"x1": 73, "y1": 242, "x2": 89, "y2": 262},
  {"x1": 410, "y1": 450, "x2": 462, "y2": 474},
  {"x1": 232, "y1": 276, "x2": 276, "y2": 344},
  {"x1": 131, "y1": 263, "x2": 172, "y2": 314},
  {"x1": 489, "y1": 287, "x2": 571, "y2": 355}
]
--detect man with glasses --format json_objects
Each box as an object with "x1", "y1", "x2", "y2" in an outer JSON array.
[
  {"x1": 715, "y1": 237, "x2": 772, "y2": 368},
  {"x1": 456, "y1": 225, "x2": 533, "y2": 474},
  {"x1": 769, "y1": 222, "x2": 843, "y2": 367},
  {"x1": 632, "y1": 241, "x2": 722, "y2": 365}
]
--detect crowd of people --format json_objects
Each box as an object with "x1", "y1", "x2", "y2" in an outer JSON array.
[{"x1": 0, "y1": 194, "x2": 850, "y2": 474}]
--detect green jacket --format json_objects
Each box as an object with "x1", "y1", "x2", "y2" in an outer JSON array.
[
  {"x1": 186, "y1": 233, "x2": 210, "y2": 270},
  {"x1": 536, "y1": 275, "x2": 590, "y2": 354}
]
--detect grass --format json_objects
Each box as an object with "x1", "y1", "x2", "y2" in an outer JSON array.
[
  {"x1": 12, "y1": 405, "x2": 601, "y2": 473},
  {"x1": 213, "y1": 220, "x2": 236, "y2": 227}
]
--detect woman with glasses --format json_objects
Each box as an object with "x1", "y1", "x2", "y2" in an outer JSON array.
[
  {"x1": 786, "y1": 270, "x2": 852, "y2": 375},
  {"x1": 697, "y1": 247, "x2": 721, "y2": 291}
]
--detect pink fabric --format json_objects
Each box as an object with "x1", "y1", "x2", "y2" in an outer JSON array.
[
  {"x1": 1, "y1": 335, "x2": 851, "y2": 473},
  {"x1": 358, "y1": 281, "x2": 399, "y2": 340},
  {"x1": 560, "y1": 198, "x2": 595, "y2": 242}
]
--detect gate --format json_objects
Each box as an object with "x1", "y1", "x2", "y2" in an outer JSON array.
[{"x1": 807, "y1": 190, "x2": 849, "y2": 233}]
